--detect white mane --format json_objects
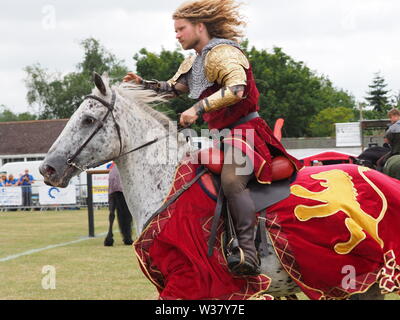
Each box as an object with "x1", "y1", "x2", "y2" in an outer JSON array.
[
  {"x1": 116, "y1": 82, "x2": 167, "y2": 105},
  {"x1": 89, "y1": 74, "x2": 172, "y2": 130},
  {"x1": 115, "y1": 83, "x2": 172, "y2": 129}
]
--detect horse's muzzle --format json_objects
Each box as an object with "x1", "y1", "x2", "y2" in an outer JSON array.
[{"x1": 40, "y1": 156, "x2": 76, "y2": 188}]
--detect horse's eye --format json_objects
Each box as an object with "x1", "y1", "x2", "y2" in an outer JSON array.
[{"x1": 83, "y1": 116, "x2": 96, "y2": 126}]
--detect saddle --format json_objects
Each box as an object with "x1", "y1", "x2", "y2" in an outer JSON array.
[
  {"x1": 197, "y1": 147, "x2": 294, "y2": 210},
  {"x1": 196, "y1": 148, "x2": 295, "y2": 259}
]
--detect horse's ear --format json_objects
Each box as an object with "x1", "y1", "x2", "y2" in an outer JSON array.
[{"x1": 93, "y1": 72, "x2": 107, "y2": 96}]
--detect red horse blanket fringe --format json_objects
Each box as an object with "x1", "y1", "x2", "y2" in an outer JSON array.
[{"x1": 134, "y1": 159, "x2": 400, "y2": 300}]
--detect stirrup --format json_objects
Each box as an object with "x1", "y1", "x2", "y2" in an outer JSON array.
[{"x1": 227, "y1": 248, "x2": 260, "y2": 276}]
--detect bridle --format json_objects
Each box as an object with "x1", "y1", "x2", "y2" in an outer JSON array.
[
  {"x1": 67, "y1": 90, "x2": 186, "y2": 172},
  {"x1": 66, "y1": 90, "x2": 122, "y2": 171}
]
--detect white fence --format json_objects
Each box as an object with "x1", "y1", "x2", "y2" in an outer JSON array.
[
  {"x1": 0, "y1": 176, "x2": 109, "y2": 211},
  {"x1": 0, "y1": 187, "x2": 22, "y2": 206}
]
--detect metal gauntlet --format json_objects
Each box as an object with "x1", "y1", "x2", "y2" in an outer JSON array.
[{"x1": 142, "y1": 80, "x2": 179, "y2": 96}]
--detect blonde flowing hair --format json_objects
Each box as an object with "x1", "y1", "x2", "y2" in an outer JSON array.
[{"x1": 173, "y1": 0, "x2": 246, "y2": 43}]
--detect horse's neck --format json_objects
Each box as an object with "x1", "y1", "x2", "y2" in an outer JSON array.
[{"x1": 115, "y1": 102, "x2": 189, "y2": 235}]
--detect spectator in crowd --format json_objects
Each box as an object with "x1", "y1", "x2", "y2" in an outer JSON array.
[
  {"x1": 6, "y1": 174, "x2": 18, "y2": 187},
  {"x1": 18, "y1": 169, "x2": 35, "y2": 209},
  {"x1": 388, "y1": 108, "x2": 400, "y2": 125},
  {"x1": 1, "y1": 174, "x2": 7, "y2": 186},
  {"x1": 376, "y1": 108, "x2": 400, "y2": 171}
]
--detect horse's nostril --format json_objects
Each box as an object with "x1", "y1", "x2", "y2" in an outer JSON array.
[{"x1": 40, "y1": 164, "x2": 56, "y2": 177}]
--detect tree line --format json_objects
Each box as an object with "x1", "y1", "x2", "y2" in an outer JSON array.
[{"x1": 3, "y1": 38, "x2": 399, "y2": 137}]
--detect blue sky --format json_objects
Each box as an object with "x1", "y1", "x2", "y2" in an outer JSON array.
[{"x1": 1, "y1": 0, "x2": 399, "y2": 114}]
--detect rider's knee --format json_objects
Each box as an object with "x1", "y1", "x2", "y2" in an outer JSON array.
[{"x1": 221, "y1": 167, "x2": 251, "y2": 198}]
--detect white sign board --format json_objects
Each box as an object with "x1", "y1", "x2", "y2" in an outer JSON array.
[
  {"x1": 93, "y1": 174, "x2": 109, "y2": 203},
  {"x1": 336, "y1": 122, "x2": 361, "y2": 147},
  {"x1": 0, "y1": 187, "x2": 22, "y2": 206},
  {"x1": 39, "y1": 185, "x2": 77, "y2": 205}
]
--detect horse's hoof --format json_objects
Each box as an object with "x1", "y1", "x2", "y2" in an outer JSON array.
[
  {"x1": 123, "y1": 239, "x2": 133, "y2": 245},
  {"x1": 104, "y1": 238, "x2": 114, "y2": 247}
]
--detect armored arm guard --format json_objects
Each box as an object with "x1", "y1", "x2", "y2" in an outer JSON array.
[
  {"x1": 195, "y1": 44, "x2": 249, "y2": 114},
  {"x1": 139, "y1": 55, "x2": 194, "y2": 96},
  {"x1": 141, "y1": 79, "x2": 179, "y2": 96}
]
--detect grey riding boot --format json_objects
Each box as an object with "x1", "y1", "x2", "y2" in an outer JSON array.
[{"x1": 226, "y1": 189, "x2": 260, "y2": 276}]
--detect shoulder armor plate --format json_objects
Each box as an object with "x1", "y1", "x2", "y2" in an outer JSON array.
[
  {"x1": 168, "y1": 55, "x2": 196, "y2": 86},
  {"x1": 205, "y1": 44, "x2": 250, "y2": 84}
]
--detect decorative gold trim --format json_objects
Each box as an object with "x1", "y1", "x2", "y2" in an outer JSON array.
[
  {"x1": 358, "y1": 166, "x2": 387, "y2": 227},
  {"x1": 265, "y1": 199, "x2": 384, "y2": 300},
  {"x1": 377, "y1": 250, "x2": 400, "y2": 294},
  {"x1": 291, "y1": 168, "x2": 386, "y2": 255},
  {"x1": 255, "y1": 160, "x2": 272, "y2": 185},
  {"x1": 133, "y1": 245, "x2": 164, "y2": 290}
]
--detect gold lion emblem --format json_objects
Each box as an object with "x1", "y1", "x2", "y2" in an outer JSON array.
[{"x1": 291, "y1": 168, "x2": 386, "y2": 255}]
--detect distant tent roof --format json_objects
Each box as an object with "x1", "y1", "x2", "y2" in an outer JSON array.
[
  {"x1": 0, "y1": 119, "x2": 68, "y2": 156},
  {"x1": 301, "y1": 151, "x2": 357, "y2": 166}
]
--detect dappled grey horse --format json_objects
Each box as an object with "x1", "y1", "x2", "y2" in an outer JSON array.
[{"x1": 40, "y1": 74, "x2": 399, "y2": 300}]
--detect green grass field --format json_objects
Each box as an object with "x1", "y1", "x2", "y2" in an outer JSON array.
[
  {"x1": 0, "y1": 209, "x2": 398, "y2": 300},
  {"x1": 0, "y1": 209, "x2": 157, "y2": 300}
]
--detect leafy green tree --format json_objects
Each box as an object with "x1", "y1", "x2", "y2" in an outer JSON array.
[
  {"x1": 134, "y1": 44, "x2": 356, "y2": 137},
  {"x1": 391, "y1": 90, "x2": 400, "y2": 108},
  {"x1": 134, "y1": 47, "x2": 185, "y2": 82},
  {"x1": 361, "y1": 109, "x2": 387, "y2": 120},
  {"x1": 24, "y1": 38, "x2": 356, "y2": 137},
  {"x1": 365, "y1": 72, "x2": 391, "y2": 115},
  {"x1": 25, "y1": 38, "x2": 129, "y2": 119},
  {"x1": 243, "y1": 45, "x2": 356, "y2": 137},
  {"x1": 308, "y1": 107, "x2": 355, "y2": 137},
  {"x1": 0, "y1": 105, "x2": 37, "y2": 122}
]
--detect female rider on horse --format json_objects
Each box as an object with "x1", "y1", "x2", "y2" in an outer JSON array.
[{"x1": 124, "y1": 0, "x2": 303, "y2": 276}]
